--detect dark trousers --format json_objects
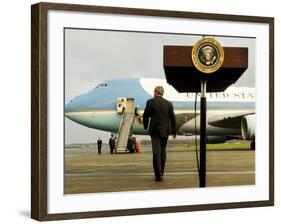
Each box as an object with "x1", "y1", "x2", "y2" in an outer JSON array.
[
  {"x1": 98, "y1": 147, "x2": 101, "y2": 154},
  {"x1": 110, "y1": 146, "x2": 114, "y2": 154},
  {"x1": 151, "y1": 135, "x2": 168, "y2": 178}
]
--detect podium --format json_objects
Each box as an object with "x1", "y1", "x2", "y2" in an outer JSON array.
[
  {"x1": 163, "y1": 40, "x2": 248, "y2": 187},
  {"x1": 164, "y1": 46, "x2": 248, "y2": 92}
]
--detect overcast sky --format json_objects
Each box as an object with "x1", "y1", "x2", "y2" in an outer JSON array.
[{"x1": 64, "y1": 28, "x2": 255, "y2": 144}]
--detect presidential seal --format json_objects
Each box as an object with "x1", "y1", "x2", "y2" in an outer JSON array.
[{"x1": 191, "y1": 37, "x2": 224, "y2": 74}]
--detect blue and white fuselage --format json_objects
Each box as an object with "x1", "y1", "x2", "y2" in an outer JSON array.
[{"x1": 65, "y1": 78, "x2": 255, "y2": 140}]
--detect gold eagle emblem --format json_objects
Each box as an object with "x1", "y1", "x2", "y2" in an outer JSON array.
[{"x1": 191, "y1": 37, "x2": 224, "y2": 73}]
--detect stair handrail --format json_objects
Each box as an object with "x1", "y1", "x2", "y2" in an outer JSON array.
[{"x1": 116, "y1": 107, "x2": 126, "y2": 149}]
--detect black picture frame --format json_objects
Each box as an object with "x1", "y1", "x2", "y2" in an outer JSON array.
[{"x1": 31, "y1": 2, "x2": 274, "y2": 221}]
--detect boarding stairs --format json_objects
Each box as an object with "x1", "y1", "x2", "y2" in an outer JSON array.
[{"x1": 115, "y1": 98, "x2": 135, "y2": 153}]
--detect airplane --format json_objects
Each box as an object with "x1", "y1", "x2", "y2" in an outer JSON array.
[{"x1": 65, "y1": 78, "x2": 256, "y2": 150}]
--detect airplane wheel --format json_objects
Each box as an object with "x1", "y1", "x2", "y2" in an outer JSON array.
[{"x1": 250, "y1": 141, "x2": 255, "y2": 150}]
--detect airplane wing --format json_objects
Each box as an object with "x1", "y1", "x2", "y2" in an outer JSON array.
[{"x1": 207, "y1": 111, "x2": 255, "y2": 129}]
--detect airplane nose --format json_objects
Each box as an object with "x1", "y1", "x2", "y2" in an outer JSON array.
[
  {"x1": 65, "y1": 111, "x2": 71, "y2": 119},
  {"x1": 64, "y1": 98, "x2": 90, "y2": 125},
  {"x1": 64, "y1": 102, "x2": 82, "y2": 124},
  {"x1": 65, "y1": 101, "x2": 78, "y2": 121},
  {"x1": 65, "y1": 103, "x2": 73, "y2": 120},
  {"x1": 65, "y1": 98, "x2": 80, "y2": 113},
  {"x1": 65, "y1": 102, "x2": 72, "y2": 113},
  {"x1": 65, "y1": 101, "x2": 72, "y2": 115}
]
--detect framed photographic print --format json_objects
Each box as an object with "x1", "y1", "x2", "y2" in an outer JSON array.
[{"x1": 31, "y1": 2, "x2": 274, "y2": 221}]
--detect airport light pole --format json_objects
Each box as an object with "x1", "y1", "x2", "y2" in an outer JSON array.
[{"x1": 199, "y1": 78, "x2": 207, "y2": 187}]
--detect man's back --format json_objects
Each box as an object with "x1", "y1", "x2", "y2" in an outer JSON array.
[{"x1": 143, "y1": 96, "x2": 176, "y2": 137}]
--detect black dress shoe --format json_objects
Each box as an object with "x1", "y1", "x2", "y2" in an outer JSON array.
[{"x1": 155, "y1": 176, "x2": 163, "y2": 181}]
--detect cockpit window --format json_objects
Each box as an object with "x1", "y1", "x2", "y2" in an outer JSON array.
[{"x1": 95, "y1": 82, "x2": 108, "y2": 88}]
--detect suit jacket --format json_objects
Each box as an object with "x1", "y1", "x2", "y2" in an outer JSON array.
[
  {"x1": 143, "y1": 96, "x2": 176, "y2": 137},
  {"x1": 109, "y1": 137, "x2": 115, "y2": 147},
  {"x1": 97, "y1": 139, "x2": 102, "y2": 147}
]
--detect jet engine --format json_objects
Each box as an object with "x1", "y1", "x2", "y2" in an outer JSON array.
[{"x1": 241, "y1": 114, "x2": 255, "y2": 140}]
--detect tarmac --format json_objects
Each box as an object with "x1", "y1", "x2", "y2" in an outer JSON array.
[{"x1": 64, "y1": 142, "x2": 255, "y2": 194}]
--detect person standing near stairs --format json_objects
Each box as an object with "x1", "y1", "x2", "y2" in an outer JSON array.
[
  {"x1": 97, "y1": 137, "x2": 102, "y2": 155},
  {"x1": 143, "y1": 86, "x2": 176, "y2": 182},
  {"x1": 109, "y1": 134, "x2": 115, "y2": 154}
]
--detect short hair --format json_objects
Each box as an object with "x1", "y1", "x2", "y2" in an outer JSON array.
[{"x1": 154, "y1": 86, "x2": 164, "y2": 96}]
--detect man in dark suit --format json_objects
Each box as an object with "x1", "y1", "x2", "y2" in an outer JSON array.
[
  {"x1": 97, "y1": 137, "x2": 102, "y2": 155},
  {"x1": 109, "y1": 134, "x2": 115, "y2": 154},
  {"x1": 143, "y1": 86, "x2": 176, "y2": 181}
]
